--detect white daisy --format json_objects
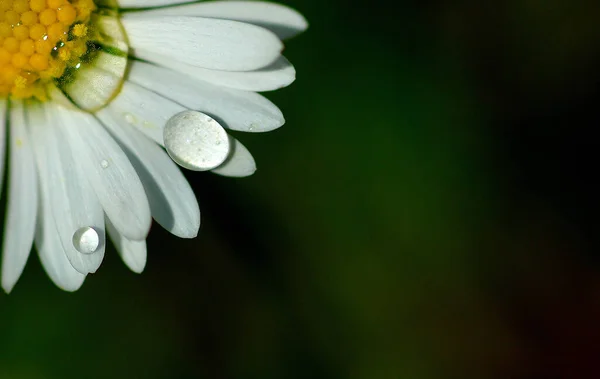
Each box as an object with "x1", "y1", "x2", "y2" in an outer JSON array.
[{"x1": 0, "y1": 0, "x2": 307, "y2": 292}]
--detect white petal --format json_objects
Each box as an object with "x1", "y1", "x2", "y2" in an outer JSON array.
[
  {"x1": 60, "y1": 51, "x2": 128, "y2": 112},
  {"x1": 211, "y1": 136, "x2": 256, "y2": 177},
  {"x1": 56, "y1": 107, "x2": 152, "y2": 241},
  {"x1": 32, "y1": 102, "x2": 106, "y2": 275},
  {"x1": 0, "y1": 100, "x2": 6, "y2": 198},
  {"x1": 106, "y1": 218, "x2": 147, "y2": 274},
  {"x1": 127, "y1": 61, "x2": 285, "y2": 132},
  {"x1": 92, "y1": 12, "x2": 129, "y2": 52},
  {"x1": 140, "y1": 55, "x2": 296, "y2": 92},
  {"x1": 121, "y1": 15, "x2": 282, "y2": 71},
  {"x1": 97, "y1": 110, "x2": 201, "y2": 238},
  {"x1": 1, "y1": 101, "x2": 38, "y2": 293},
  {"x1": 104, "y1": 80, "x2": 186, "y2": 146},
  {"x1": 126, "y1": 0, "x2": 308, "y2": 40},
  {"x1": 111, "y1": 0, "x2": 192, "y2": 7}
]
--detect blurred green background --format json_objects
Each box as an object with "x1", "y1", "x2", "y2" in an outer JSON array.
[{"x1": 2, "y1": 0, "x2": 600, "y2": 378}]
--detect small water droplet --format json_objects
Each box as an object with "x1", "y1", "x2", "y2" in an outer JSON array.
[
  {"x1": 248, "y1": 123, "x2": 258, "y2": 131},
  {"x1": 100, "y1": 159, "x2": 109, "y2": 169},
  {"x1": 72, "y1": 227, "x2": 101, "y2": 255},
  {"x1": 124, "y1": 113, "x2": 136, "y2": 125},
  {"x1": 163, "y1": 111, "x2": 230, "y2": 171}
]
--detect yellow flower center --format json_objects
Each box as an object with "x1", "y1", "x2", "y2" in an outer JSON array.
[{"x1": 0, "y1": 0, "x2": 97, "y2": 100}]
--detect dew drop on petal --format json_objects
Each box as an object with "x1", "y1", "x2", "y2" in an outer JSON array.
[
  {"x1": 100, "y1": 159, "x2": 109, "y2": 169},
  {"x1": 164, "y1": 111, "x2": 230, "y2": 171},
  {"x1": 72, "y1": 227, "x2": 101, "y2": 255},
  {"x1": 124, "y1": 113, "x2": 136, "y2": 125}
]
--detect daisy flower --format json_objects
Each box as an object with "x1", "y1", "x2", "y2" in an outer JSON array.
[{"x1": 0, "y1": 0, "x2": 307, "y2": 292}]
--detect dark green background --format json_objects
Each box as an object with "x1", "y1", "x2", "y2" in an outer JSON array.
[{"x1": 2, "y1": 0, "x2": 600, "y2": 378}]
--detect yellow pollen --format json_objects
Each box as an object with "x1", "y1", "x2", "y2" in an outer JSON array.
[
  {"x1": 58, "y1": 46, "x2": 69, "y2": 60},
  {"x1": 0, "y1": 0, "x2": 96, "y2": 100},
  {"x1": 14, "y1": 74, "x2": 26, "y2": 88},
  {"x1": 72, "y1": 22, "x2": 85, "y2": 37}
]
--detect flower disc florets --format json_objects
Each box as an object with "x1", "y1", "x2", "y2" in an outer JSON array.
[{"x1": 0, "y1": 0, "x2": 99, "y2": 100}]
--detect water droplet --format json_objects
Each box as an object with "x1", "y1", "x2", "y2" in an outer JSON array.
[
  {"x1": 100, "y1": 159, "x2": 109, "y2": 169},
  {"x1": 124, "y1": 113, "x2": 136, "y2": 125},
  {"x1": 164, "y1": 111, "x2": 230, "y2": 171},
  {"x1": 72, "y1": 227, "x2": 101, "y2": 255}
]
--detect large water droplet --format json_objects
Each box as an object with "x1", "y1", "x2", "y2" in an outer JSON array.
[
  {"x1": 72, "y1": 227, "x2": 101, "y2": 255},
  {"x1": 164, "y1": 111, "x2": 230, "y2": 171}
]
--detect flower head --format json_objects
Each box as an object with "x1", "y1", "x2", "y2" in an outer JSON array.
[{"x1": 0, "y1": 0, "x2": 307, "y2": 292}]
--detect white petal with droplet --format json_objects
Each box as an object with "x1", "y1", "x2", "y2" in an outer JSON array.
[
  {"x1": 27, "y1": 103, "x2": 86, "y2": 291},
  {"x1": 57, "y1": 106, "x2": 152, "y2": 241},
  {"x1": 98, "y1": 110, "x2": 201, "y2": 238},
  {"x1": 103, "y1": 80, "x2": 186, "y2": 146},
  {"x1": 36, "y1": 102, "x2": 106, "y2": 274}
]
